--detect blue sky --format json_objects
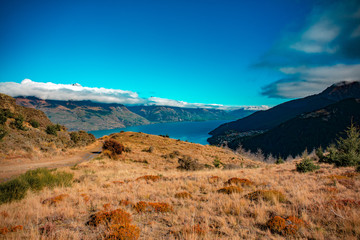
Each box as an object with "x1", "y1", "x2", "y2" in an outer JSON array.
[{"x1": 0, "y1": 0, "x2": 359, "y2": 108}]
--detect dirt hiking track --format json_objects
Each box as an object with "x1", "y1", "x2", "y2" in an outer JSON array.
[{"x1": 0, "y1": 141, "x2": 102, "y2": 182}]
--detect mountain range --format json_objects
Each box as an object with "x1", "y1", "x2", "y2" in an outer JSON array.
[
  {"x1": 15, "y1": 97, "x2": 256, "y2": 131},
  {"x1": 208, "y1": 81, "x2": 360, "y2": 158}
]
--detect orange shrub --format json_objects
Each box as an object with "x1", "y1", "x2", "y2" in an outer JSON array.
[
  {"x1": 245, "y1": 190, "x2": 287, "y2": 203},
  {"x1": 174, "y1": 191, "x2": 192, "y2": 199},
  {"x1": 102, "y1": 139, "x2": 125, "y2": 159},
  {"x1": 224, "y1": 177, "x2": 254, "y2": 187},
  {"x1": 42, "y1": 194, "x2": 69, "y2": 205},
  {"x1": 267, "y1": 216, "x2": 305, "y2": 236},
  {"x1": 267, "y1": 216, "x2": 286, "y2": 233},
  {"x1": 136, "y1": 175, "x2": 161, "y2": 182},
  {"x1": 87, "y1": 208, "x2": 139, "y2": 240},
  {"x1": 10, "y1": 225, "x2": 23, "y2": 232},
  {"x1": 105, "y1": 223, "x2": 140, "y2": 240},
  {"x1": 326, "y1": 174, "x2": 350, "y2": 181},
  {"x1": 217, "y1": 186, "x2": 243, "y2": 194},
  {"x1": 0, "y1": 227, "x2": 8, "y2": 235},
  {"x1": 134, "y1": 201, "x2": 173, "y2": 213}
]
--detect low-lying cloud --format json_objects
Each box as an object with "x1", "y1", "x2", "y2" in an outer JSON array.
[
  {"x1": 0, "y1": 79, "x2": 268, "y2": 111},
  {"x1": 257, "y1": 0, "x2": 360, "y2": 99}
]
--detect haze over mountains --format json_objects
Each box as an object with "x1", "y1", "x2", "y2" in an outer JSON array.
[
  {"x1": 15, "y1": 97, "x2": 256, "y2": 131},
  {"x1": 208, "y1": 81, "x2": 360, "y2": 158}
]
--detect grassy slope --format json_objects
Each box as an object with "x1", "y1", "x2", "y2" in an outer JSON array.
[{"x1": 0, "y1": 132, "x2": 359, "y2": 239}]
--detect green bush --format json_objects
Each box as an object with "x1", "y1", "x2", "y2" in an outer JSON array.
[
  {"x1": 0, "y1": 109, "x2": 13, "y2": 125},
  {"x1": 20, "y1": 168, "x2": 73, "y2": 191},
  {"x1": 0, "y1": 113, "x2": 7, "y2": 125},
  {"x1": 13, "y1": 115, "x2": 26, "y2": 130},
  {"x1": 275, "y1": 157, "x2": 284, "y2": 164},
  {"x1": 315, "y1": 147, "x2": 325, "y2": 162},
  {"x1": 213, "y1": 157, "x2": 222, "y2": 168},
  {"x1": 178, "y1": 155, "x2": 204, "y2": 171},
  {"x1": 0, "y1": 168, "x2": 73, "y2": 205},
  {"x1": 324, "y1": 124, "x2": 360, "y2": 167},
  {"x1": 0, "y1": 126, "x2": 7, "y2": 141},
  {"x1": 46, "y1": 125, "x2": 58, "y2": 136},
  {"x1": 29, "y1": 119, "x2": 40, "y2": 128},
  {"x1": 296, "y1": 157, "x2": 320, "y2": 173},
  {"x1": 0, "y1": 178, "x2": 29, "y2": 204}
]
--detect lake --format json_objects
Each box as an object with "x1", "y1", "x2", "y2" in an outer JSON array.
[{"x1": 88, "y1": 120, "x2": 230, "y2": 145}]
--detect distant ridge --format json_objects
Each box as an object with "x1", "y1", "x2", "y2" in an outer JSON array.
[
  {"x1": 209, "y1": 81, "x2": 360, "y2": 138},
  {"x1": 208, "y1": 81, "x2": 360, "y2": 158},
  {"x1": 15, "y1": 97, "x2": 251, "y2": 131}
]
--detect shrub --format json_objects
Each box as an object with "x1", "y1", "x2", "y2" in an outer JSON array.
[
  {"x1": 315, "y1": 147, "x2": 325, "y2": 162},
  {"x1": 275, "y1": 157, "x2": 284, "y2": 164},
  {"x1": 178, "y1": 155, "x2": 204, "y2": 171},
  {"x1": 217, "y1": 186, "x2": 243, "y2": 194},
  {"x1": 0, "y1": 126, "x2": 7, "y2": 141},
  {"x1": 224, "y1": 177, "x2": 254, "y2": 187},
  {"x1": 267, "y1": 215, "x2": 305, "y2": 236},
  {"x1": 87, "y1": 208, "x2": 140, "y2": 240},
  {"x1": 70, "y1": 131, "x2": 96, "y2": 146},
  {"x1": 0, "y1": 168, "x2": 73, "y2": 205},
  {"x1": 46, "y1": 125, "x2": 58, "y2": 136},
  {"x1": 357, "y1": 165, "x2": 360, "y2": 172},
  {"x1": 142, "y1": 146, "x2": 154, "y2": 153},
  {"x1": 102, "y1": 139, "x2": 124, "y2": 159},
  {"x1": 21, "y1": 168, "x2": 73, "y2": 191},
  {"x1": 323, "y1": 124, "x2": 360, "y2": 167},
  {"x1": 213, "y1": 157, "x2": 222, "y2": 168},
  {"x1": 0, "y1": 114, "x2": 6, "y2": 125},
  {"x1": 29, "y1": 119, "x2": 39, "y2": 128},
  {"x1": 296, "y1": 157, "x2": 320, "y2": 173},
  {"x1": 245, "y1": 190, "x2": 287, "y2": 203},
  {"x1": 13, "y1": 115, "x2": 26, "y2": 130},
  {"x1": 0, "y1": 178, "x2": 29, "y2": 204}
]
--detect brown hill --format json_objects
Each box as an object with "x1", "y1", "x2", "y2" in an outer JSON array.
[{"x1": 0, "y1": 93, "x2": 95, "y2": 156}]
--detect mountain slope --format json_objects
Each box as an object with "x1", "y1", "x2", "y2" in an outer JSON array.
[
  {"x1": 15, "y1": 97, "x2": 150, "y2": 131},
  {"x1": 209, "y1": 81, "x2": 360, "y2": 140},
  {"x1": 127, "y1": 105, "x2": 237, "y2": 123},
  {"x1": 228, "y1": 98, "x2": 360, "y2": 158}
]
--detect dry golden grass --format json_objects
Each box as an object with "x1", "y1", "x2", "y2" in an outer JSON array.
[{"x1": 0, "y1": 132, "x2": 359, "y2": 239}]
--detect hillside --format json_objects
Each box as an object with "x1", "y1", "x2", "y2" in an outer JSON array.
[
  {"x1": 15, "y1": 97, "x2": 245, "y2": 131},
  {"x1": 209, "y1": 81, "x2": 360, "y2": 141},
  {"x1": 0, "y1": 131, "x2": 359, "y2": 239},
  {"x1": 0, "y1": 93, "x2": 95, "y2": 156},
  {"x1": 229, "y1": 98, "x2": 360, "y2": 158},
  {"x1": 15, "y1": 97, "x2": 150, "y2": 131},
  {"x1": 127, "y1": 105, "x2": 238, "y2": 123}
]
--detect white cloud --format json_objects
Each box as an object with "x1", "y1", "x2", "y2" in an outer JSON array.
[
  {"x1": 290, "y1": 19, "x2": 340, "y2": 53},
  {"x1": 0, "y1": 79, "x2": 269, "y2": 111}
]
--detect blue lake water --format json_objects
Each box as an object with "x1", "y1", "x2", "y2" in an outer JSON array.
[{"x1": 88, "y1": 120, "x2": 230, "y2": 145}]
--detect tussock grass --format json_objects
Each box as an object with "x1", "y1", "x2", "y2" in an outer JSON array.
[
  {"x1": 0, "y1": 132, "x2": 359, "y2": 239},
  {"x1": 0, "y1": 168, "x2": 73, "y2": 205}
]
